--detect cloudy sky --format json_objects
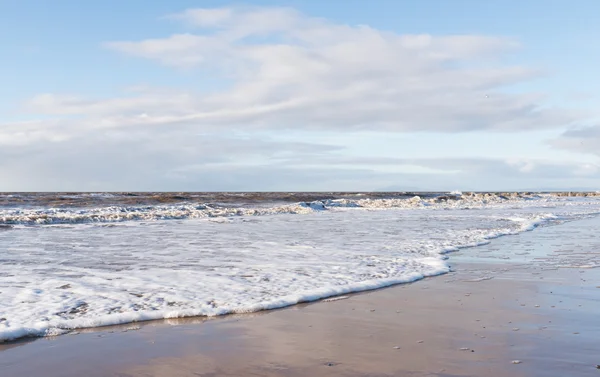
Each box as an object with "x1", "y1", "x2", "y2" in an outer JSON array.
[{"x1": 1, "y1": 0, "x2": 599, "y2": 191}]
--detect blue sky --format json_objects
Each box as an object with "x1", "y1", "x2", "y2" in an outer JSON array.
[{"x1": 1, "y1": 1, "x2": 599, "y2": 191}]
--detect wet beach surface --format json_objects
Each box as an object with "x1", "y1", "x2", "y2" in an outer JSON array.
[{"x1": 1, "y1": 215, "x2": 599, "y2": 376}]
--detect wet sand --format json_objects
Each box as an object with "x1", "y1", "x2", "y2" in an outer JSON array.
[{"x1": 1, "y1": 217, "x2": 599, "y2": 376}]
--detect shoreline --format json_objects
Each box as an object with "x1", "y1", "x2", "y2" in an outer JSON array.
[
  {"x1": 2, "y1": 216, "x2": 600, "y2": 376},
  {"x1": 0, "y1": 211, "x2": 560, "y2": 345}
]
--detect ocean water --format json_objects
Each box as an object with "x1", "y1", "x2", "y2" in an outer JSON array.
[{"x1": 1, "y1": 192, "x2": 600, "y2": 342}]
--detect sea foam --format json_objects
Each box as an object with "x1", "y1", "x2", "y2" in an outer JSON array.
[
  {"x1": 1, "y1": 194, "x2": 600, "y2": 342},
  {"x1": 0, "y1": 192, "x2": 593, "y2": 226}
]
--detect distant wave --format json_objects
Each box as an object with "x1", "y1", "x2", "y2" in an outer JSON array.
[{"x1": 0, "y1": 192, "x2": 594, "y2": 226}]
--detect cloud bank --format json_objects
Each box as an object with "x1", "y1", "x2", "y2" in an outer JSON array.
[
  {"x1": 1, "y1": 6, "x2": 597, "y2": 191},
  {"x1": 549, "y1": 126, "x2": 600, "y2": 157}
]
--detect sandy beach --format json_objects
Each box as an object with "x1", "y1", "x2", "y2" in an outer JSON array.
[
  {"x1": 1, "y1": 216, "x2": 599, "y2": 377},
  {"x1": 3, "y1": 0, "x2": 599, "y2": 374}
]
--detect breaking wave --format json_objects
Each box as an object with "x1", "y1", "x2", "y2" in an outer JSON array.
[{"x1": 0, "y1": 192, "x2": 596, "y2": 226}]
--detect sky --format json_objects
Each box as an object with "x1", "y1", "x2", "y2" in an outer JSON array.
[{"x1": 1, "y1": 0, "x2": 599, "y2": 191}]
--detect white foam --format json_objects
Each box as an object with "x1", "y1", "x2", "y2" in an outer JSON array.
[
  {"x1": 1, "y1": 196, "x2": 600, "y2": 342},
  {"x1": 1, "y1": 193, "x2": 597, "y2": 226}
]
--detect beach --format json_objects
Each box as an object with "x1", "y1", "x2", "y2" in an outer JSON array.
[
  {"x1": 1, "y1": 212, "x2": 599, "y2": 376},
  {"x1": 3, "y1": 0, "x2": 598, "y2": 374}
]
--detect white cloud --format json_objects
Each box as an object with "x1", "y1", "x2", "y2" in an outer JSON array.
[
  {"x1": 276, "y1": 155, "x2": 600, "y2": 179},
  {"x1": 166, "y1": 8, "x2": 235, "y2": 28},
  {"x1": 549, "y1": 126, "x2": 600, "y2": 157},
  {"x1": 20, "y1": 6, "x2": 578, "y2": 137},
  {"x1": 2, "y1": 129, "x2": 598, "y2": 191},
  {"x1": 0, "y1": 130, "x2": 345, "y2": 191},
  {"x1": 2, "y1": 6, "x2": 597, "y2": 191}
]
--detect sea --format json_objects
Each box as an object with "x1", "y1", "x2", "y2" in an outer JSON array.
[{"x1": 1, "y1": 191, "x2": 600, "y2": 343}]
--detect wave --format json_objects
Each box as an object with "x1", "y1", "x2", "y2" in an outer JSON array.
[
  {"x1": 0, "y1": 192, "x2": 579, "y2": 226},
  {"x1": 0, "y1": 210, "x2": 569, "y2": 343},
  {"x1": 0, "y1": 266, "x2": 447, "y2": 343}
]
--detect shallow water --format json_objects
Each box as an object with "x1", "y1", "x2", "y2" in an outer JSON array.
[{"x1": 1, "y1": 193, "x2": 600, "y2": 342}]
